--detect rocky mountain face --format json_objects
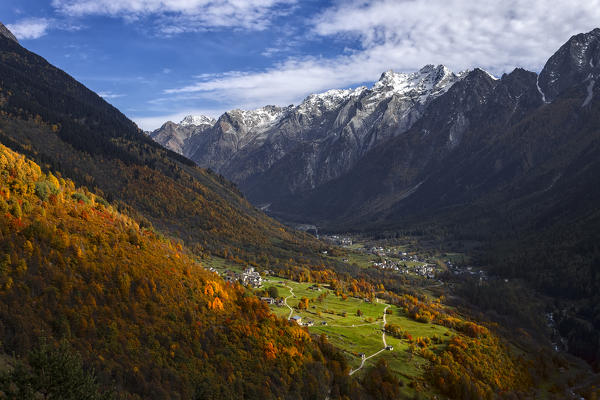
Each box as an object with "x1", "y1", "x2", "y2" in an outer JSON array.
[
  {"x1": 150, "y1": 65, "x2": 468, "y2": 202},
  {"x1": 149, "y1": 115, "x2": 215, "y2": 157},
  {"x1": 538, "y1": 28, "x2": 600, "y2": 103},
  {"x1": 151, "y1": 29, "x2": 600, "y2": 237},
  {"x1": 278, "y1": 67, "x2": 546, "y2": 224},
  {"x1": 0, "y1": 22, "x2": 17, "y2": 43}
]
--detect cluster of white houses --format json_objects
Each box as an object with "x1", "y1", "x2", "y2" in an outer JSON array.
[
  {"x1": 220, "y1": 267, "x2": 264, "y2": 287},
  {"x1": 372, "y1": 259, "x2": 437, "y2": 279},
  {"x1": 260, "y1": 297, "x2": 285, "y2": 306},
  {"x1": 323, "y1": 235, "x2": 353, "y2": 246},
  {"x1": 288, "y1": 315, "x2": 319, "y2": 327}
]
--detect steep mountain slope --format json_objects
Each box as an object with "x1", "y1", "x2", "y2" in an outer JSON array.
[
  {"x1": 151, "y1": 65, "x2": 468, "y2": 204},
  {"x1": 272, "y1": 67, "x2": 543, "y2": 224},
  {"x1": 0, "y1": 143, "x2": 348, "y2": 399},
  {"x1": 538, "y1": 28, "x2": 600, "y2": 102},
  {"x1": 148, "y1": 115, "x2": 215, "y2": 157},
  {"x1": 289, "y1": 29, "x2": 600, "y2": 234},
  {"x1": 0, "y1": 32, "x2": 325, "y2": 267},
  {"x1": 0, "y1": 23, "x2": 17, "y2": 43}
]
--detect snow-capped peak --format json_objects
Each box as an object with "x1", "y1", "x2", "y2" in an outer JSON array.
[
  {"x1": 226, "y1": 105, "x2": 288, "y2": 129},
  {"x1": 180, "y1": 115, "x2": 216, "y2": 127},
  {"x1": 372, "y1": 64, "x2": 464, "y2": 101},
  {"x1": 298, "y1": 86, "x2": 367, "y2": 113}
]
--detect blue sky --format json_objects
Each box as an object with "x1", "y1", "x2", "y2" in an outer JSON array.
[{"x1": 2, "y1": 0, "x2": 600, "y2": 130}]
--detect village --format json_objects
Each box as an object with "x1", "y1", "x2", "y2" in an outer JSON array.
[
  {"x1": 200, "y1": 236, "x2": 489, "y2": 398},
  {"x1": 322, "y1": 235, "x2": 443, "y2": 279},
  {"x1": 209, "y1": 266, "x2": 267, "y2": 288},
  {"x1": 362, "y1": 242, "x2": 442, "y2": 279}
]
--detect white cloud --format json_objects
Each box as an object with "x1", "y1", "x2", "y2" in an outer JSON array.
[
  {"x1": 161, "y1": 0, "x2": 600, "y2": 112},
  {"x1": 51, "y1": 0, "x2": 296, "y2": 32},
  {"x1": 6, "y1": 18, "x2": 51, "y2": 40},
  {"x1": 6, "y1": 17, "x2": 84, "y2": 40},
  {"x1": 98, "y1": 91, "x2": 126, "y2": 99},
  {"x1": 311, "y1": 0, "x2": 600, "y2": 73},
  {"x1": 164, "y1": 56, "x2": 384, "y2": 108}
]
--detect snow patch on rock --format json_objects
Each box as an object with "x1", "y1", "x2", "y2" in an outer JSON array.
[
  {"x1": 536, "y1": 74, "x2": 550, "y2": 104},
  {"x1": 180, "y1": 115, "x2": 216, "y2": 127},
  {"x1": 582, "y1": 79, "x2": 595, "y2": 107}
]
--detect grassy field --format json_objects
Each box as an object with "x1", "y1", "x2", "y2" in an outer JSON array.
[
  {"x1": 331, "y1": 250, "x2": 378, "y2": 268},
  {"x1": 259, "y1": 274, "x2": 451, "y2": 395},
  {"x1": 207, "y1": 256, "x2": 452, "y2": 397}
]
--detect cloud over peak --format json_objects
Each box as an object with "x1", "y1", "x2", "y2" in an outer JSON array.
[
  {"x1": 312, "y1": 0, "x2": 600, "y2": 73},
  {"x1": 6, "y1": 18, "x2": 51, "y2": 40},
  {"x1": 160, "y1": 0, "x2": 600, "y2": 118}
]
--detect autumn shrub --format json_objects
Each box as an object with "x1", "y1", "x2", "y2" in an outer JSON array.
[
  {"x1": 415, "y1": 336, "x2": 431, "y2": 348},
  {"x1": 9, "y1": 199, "x2": 21, "y2": 219},
  {"x1": 71, "y1": 192, "x2": 90, "y2": 204},
  {"x1": 34, "y1": 180, "x2": 59, "y2": 202},
  {"x1": 384, "y1": 323, "x2": 408, "y2": 339}
]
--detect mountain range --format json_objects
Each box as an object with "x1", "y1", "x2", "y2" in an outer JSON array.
[
  {"x1": 150, "y1": 64, "x2": 470, "y2": 208},
  {"x1": 151, "y1": 28, "x2": 600, "y2": 366},
  {"x1": 2, "y1": 16, "x2": 600, "y2": 398},
  {"x1": 151, "y1": 29, "x2": 599, "y2": 233}
]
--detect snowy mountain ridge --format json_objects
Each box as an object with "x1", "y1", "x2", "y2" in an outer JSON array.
[
  {"x1": 150, "y1": 64, "x2": 473, "y2": 196},
  {"x1": 176, "y1": 64, "x2": 469, "y2": 130},
  {"x1": 180, "y1": 115, "x2": 216, "y2": 127}
]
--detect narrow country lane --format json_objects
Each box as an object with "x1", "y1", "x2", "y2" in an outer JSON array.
[
  {"x1": 349, "y1": 304, "x2": 391, "y2": 376},
  {"x1": 284, "y1": 284, "x2": 295, "y2": 320}
]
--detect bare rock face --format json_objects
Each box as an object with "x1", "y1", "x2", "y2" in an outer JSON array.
[
  {"x1": 151, "y1": 65, "x2": 469, "y2": 201},
  {"x1": 0, "y1": 22, "x2": 18, "y2": 43},
  {"x1": 148, "y1": 116, "x2": 215, "y2": 158},
  {"x1": 538, "y1": 28, "x2": 600, "y2": 102},
  {"x1": 149, "y1": 28, "x2": 600, "y2": 236}
]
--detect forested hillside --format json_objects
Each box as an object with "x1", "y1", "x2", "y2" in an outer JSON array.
[
  {"x1": 0, "y1": 33, "x2": 363, "y2": 399},
  {"x1": 0, "y1": 33, "x2": 325, "y2": 269},
  {"x1": 0, "y1": 142, "x2": 360, "y2": 399}
]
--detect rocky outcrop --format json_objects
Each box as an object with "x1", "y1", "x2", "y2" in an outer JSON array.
[{"x1": 151, "y1": 65, "x2": 469, "y2": 202}]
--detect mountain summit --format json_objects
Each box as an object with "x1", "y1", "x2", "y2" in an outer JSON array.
[
  {"x1": 0, "y1": 22, "x2": 18, "y2": 43},
  {"x1": 150, "y1": 29, "x2": 600, "y2": 228},
  {"x1": 538, "y1": 28, "x2": 600, "y2": 102},
  {"x1": 150, "y1": 64, "x2": 471, "y2": 203}
]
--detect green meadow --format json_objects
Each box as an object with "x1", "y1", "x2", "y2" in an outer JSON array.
[
  {"x1": 260, "y1": 275, "x2": 452, "y2": 394},
  {"x1": 209, "y1": 257, "x2": 454, "y2": 397}
]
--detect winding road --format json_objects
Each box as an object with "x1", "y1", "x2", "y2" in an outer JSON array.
[
  {"x1": 283, "y1": 284, "x2": 295, "y2": 320},
  {"x1": 349, "y1": 304, "x2": 391, "y2": 376},
  {"x1": 280, "y1": 283, "x2": 391, "y2": 376},
  {"x1": 381, "y1": 305, "x2": 389, "y2": 347}
]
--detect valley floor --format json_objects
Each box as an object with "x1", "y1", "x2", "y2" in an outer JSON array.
[{"x1": 204, "y1": 234, "x2": 600, "y2": 400}]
